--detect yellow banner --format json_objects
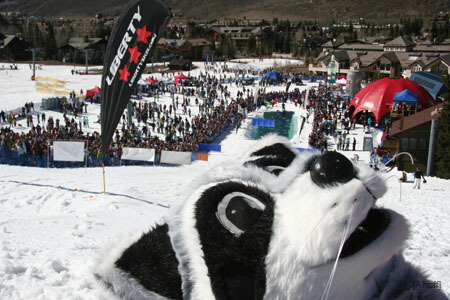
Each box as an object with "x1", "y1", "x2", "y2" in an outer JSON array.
[{"x1": 35, "y1": 76, "x2": 68, "y2": 95}]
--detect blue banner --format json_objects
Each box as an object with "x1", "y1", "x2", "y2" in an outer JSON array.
[
  {"x1": 296, "y1": 147, "x2": 319, "y2": 153},
  {"x1": 198, "y1": 144, "x2": 221, "y2": 152},
  {"x1": 252, "y1": 118, "x2": 275, "y2": 127}
]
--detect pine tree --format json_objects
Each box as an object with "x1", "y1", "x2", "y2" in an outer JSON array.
[
  {"x1": 44, "y1": 22, "x2": 57, "y2": 60},
  {"x1": 435, "y1": 93, "x2": 450, "y2": 179},
  {"x1": 282, "y1": 33, "x2": 291, "y2": 53}
]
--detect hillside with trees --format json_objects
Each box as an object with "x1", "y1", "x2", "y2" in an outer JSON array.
[{"x1": 0, "y1": 0, "x2": 448, "y2": 22}]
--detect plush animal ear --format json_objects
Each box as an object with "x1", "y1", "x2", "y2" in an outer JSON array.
[
  {"x1": 245, "y1": 142, "x2": 297, "y2": 176},
  {"x1": 216, "y1": 192, "x2": 266, "y2": 238},
  {"x1": 195, "y1": 182, "x2": 274, "y2": 300}
]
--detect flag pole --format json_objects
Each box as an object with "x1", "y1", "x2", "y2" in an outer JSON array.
[{"x1": 102, "y1": 161, "x2": 106, "y2": 194}]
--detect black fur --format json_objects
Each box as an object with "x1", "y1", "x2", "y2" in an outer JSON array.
[
  {"x1": 195, "y1": 182, "x2": 275, "y2": 300},
  {"x1": 115, "y1": 224, "x2": 183, "y2": 300},
  {"x1": 250, "y1": 143, "x2": 296, "y2": 162},
  {"x1": 246, "y1": 143, "x2": 297, "y2": 175}
]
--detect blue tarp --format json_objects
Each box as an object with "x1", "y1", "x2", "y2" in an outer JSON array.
[
  {"x1": 252, "y1": 118, "x2": 275, "y2": 127},
  {"x1": 198, "y1": 144, "x2": 221, "y2": 152},
  {"x1": 410, "y1": 72, "x2": 448, "y2": 100},
  {"x1": 296, "y1": 147, "x2": 316, "y2": 153},
  {"x1": 263, "y1": 71, "x2": 281, "y2": 80},
  {"x1": 393, "y1": 89, "x2": 418, "y2": 103}
]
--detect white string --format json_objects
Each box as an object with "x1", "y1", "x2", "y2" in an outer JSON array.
[
  {"x1": 321, "y1": 204, "x2": 355, "y2": 300},
  {"x1": 385, "y1": 174, "x2": 403, "y2": 203},
  {"x1": 297, "y1": 213, "x2": 329, "y2": 256}
]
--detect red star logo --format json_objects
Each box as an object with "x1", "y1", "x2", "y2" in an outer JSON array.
[
  {"x1": 118, "y1": 65, "x2": 130, "y2": 82},
  {"x1": 137, "y1": 26, "x2": 152, "y2": 44},
  {"x1": 128, "y1": 46, "x2": 142, "y2": 64}
]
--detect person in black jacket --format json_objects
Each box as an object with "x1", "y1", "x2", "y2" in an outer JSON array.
[{"x1": 413, "y1": 167, "x2": 426, "y2": 189}]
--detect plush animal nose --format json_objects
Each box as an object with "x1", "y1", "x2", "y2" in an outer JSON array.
[{"x1": 310, "y1": 151, "x2": 356, "y2": 188}]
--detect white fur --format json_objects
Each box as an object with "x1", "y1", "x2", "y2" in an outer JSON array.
[
  {"x1": 95, "y1": 135, "x2": 445, "y2": 300},
  {"x1": 166, "y1": 178, "x2": 271, "y2": 299},
  {"x1": 263, "y1": 161, "x2": 412, "y2": 300},
  {"x1": 94, "y1": 227, "x2": 170, "y2": 300},
  {"x1": 166, "y1": 183, "x2": 216, "y2": 300}
]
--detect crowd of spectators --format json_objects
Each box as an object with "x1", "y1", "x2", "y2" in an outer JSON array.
[
  {"x1": 0, "y1": 67, "x2": 264, "y2": 163},
  {"x1": 1, "y1": 63, "x2": 341, "y2": 166},
  {"x1": 306, "y1": 84, "x2": 350, "y2": 151}
]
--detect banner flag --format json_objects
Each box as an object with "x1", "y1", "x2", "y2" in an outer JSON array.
[
  {"x1": 296, "y1": 147, "x2": 316, "y2": 153},
  {"x1": 100, "y1": 0, "x2": 171, "y2": 156},
  {"x1": 286, "y1": 81, "x2": 292, "y2": 93},
  {"x1": 253, "y1": 88, "x2": 259, "y2": 105},
  {"x1": 252, "y1": 118, "x2": 275, "y2": 127},
  {"x1": 122, "y1": 147, "x2": 155, "y2": 161},
  {"x1": 160, "y1": 151, "x2": 192, "y2": 165},
  {"x1": 198, "y1": 144, "x2": 221, "y2": 152},
  {"x1": 196, "y1": 153, "x2": 208, "y2": 161},
  {"x1": 53, "y1": 141, "x2": 85, "y2": 162}
]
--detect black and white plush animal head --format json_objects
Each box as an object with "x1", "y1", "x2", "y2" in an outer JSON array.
[{"x1": 96, "y1": 135, "x2": 446, "y2": 300}]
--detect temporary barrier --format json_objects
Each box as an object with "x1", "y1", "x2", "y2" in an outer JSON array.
[
  {"x1": 296, "y1": 147, "x2": 316, "y2": 153},
  {"x1": 252, "y1": 118, "x2": 275, "y2": 127},
  {"x1": 122, "y1": 147, "x2": 155, "y2": 162},
  {"x1": 198, "y1": 144, "x2": 222, "y2": 152},
  {"x1": 0, "y1": 146, "x2": 157, "y2": 168},
  {"x1": 160, "y1": 150, "x2": 192, "y2": 165},
  {"x1": 196, "y1": 153, "x2": 209, "y2": 161},
  {"x1": 53, "y1": 141, "x2": 85, "y2": 162}
]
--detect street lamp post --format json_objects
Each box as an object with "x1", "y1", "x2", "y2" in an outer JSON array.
[{"x1": 83, "y1": 49, "x2": 89, "y2": 74}]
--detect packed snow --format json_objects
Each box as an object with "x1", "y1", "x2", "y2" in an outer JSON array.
[{"x1": 0, "y1": 60, "x2": 448, "y2": 299}]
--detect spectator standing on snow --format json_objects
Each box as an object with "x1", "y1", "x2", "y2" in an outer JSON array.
[
  {"x1": 236, "y1": 115, "x2": 242, "y2": 133},
  {"x1": 413, "y1": 168, "x2": 426, "y2": 189}
]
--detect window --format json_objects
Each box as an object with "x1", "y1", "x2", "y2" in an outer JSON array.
[
  {"x1": 401, "y1": 137, "x2": 409, "y2": 149},
  {"x1": 419, "y1": 139, "x2": 427, "y2": 151},
  {"x1": 409, "y1": 138, "x2": 417, "y2": 150},
  {"x1": 380, "y1": 63, "x2": 391, "y2": 71}
]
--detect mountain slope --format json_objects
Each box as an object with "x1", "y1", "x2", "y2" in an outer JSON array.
[{"x1": 0, "y1": 0, "x2": 447, "y2": 21}]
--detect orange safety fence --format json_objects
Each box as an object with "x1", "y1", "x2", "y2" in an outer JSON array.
[{"x1": 196, "y1": 153, "x2": 209, "y2": 161}]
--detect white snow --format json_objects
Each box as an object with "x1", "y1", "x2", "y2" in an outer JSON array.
[{"x1": 0, "y1": 61, "x2": 448, "y2": 299}]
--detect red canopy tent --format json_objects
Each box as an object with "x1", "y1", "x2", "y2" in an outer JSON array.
[
  {"x1": 86, "y1": 86, "x2": 101, "y2": 98},
  {"x1": 347, "y1": 78, "x2": 436, "y2": 123},
  {"x1": 145, "y1": 77, "x2": 158, "y2": 84},
  {"x1": 174, "y1": 74, "x2": 189, "y2": 86}
]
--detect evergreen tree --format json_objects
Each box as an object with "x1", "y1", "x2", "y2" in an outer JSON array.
[
  {"x1": 282, "y1": 33, "x2": 291, "y2": 53},
  {"x1": 293, "y1": 45, "x2": 299, "y2": 57},
  {"x1": 430, "y1": 20, "x2": 438, "y2": 42},
  {"x1": 44, "y1": 22, "x2": 57, "y2": 60},
  {"x1": 435, "y1": 95, "x2": 450, "y2": 179}
]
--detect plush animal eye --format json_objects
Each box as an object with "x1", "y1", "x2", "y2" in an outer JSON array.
[
  {"x1": 310, "y1": 152, "x2": 356, "y2": 188},
  {"x1": 245, "y1": 142, "x2": 297, "y2": 176},
  {"x1": 244, "y1": 157, "x2": 289, "y2": 176},
  {"x1": 263, "y1": 165, "x2": 285, "y2": 175},
  {"x1": 216, "y1": 192, "x2": 266, "y2": 238}
]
